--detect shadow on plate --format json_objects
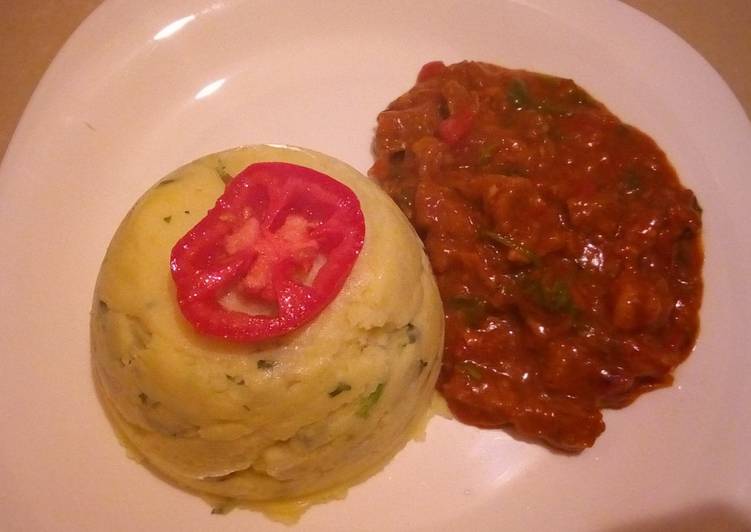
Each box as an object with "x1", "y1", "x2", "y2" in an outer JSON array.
[{"x1": 605, "y1": 502, "x2": 751, "y2": 532}]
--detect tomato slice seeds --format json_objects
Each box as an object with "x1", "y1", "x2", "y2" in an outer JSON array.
[{"x1": 170, "y1": 162, "x2": 365, "y2": 342}]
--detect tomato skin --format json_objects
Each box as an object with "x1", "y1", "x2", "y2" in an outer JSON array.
[
  {"x1": 417, "y1": 61, "x2": 447, "y2": 82},
  {"x1": 438, "y1": 109, "x2": 475, "y2": 145},
  {"x1": 170, "y1": 162, "x2": 365, "y2": 343}
]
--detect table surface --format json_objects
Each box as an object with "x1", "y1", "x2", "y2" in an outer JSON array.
[{"x1": 1, "y1": 0, "x2": 750, "y2": 160}]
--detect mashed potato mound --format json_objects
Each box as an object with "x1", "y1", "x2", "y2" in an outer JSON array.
[{"x1": 91, "y1": 145, "x2": 443, "y2": 505}]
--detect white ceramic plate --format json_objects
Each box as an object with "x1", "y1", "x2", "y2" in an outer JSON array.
[{"x1": 2, "y1": 1, "x2": 750, "y2": 530}]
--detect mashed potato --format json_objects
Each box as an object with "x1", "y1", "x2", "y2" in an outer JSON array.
[{"x1": 91, "y1": 145, "x2": 443, "y2": 506}]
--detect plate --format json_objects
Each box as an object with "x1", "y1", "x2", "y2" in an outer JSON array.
[{"x1": 2, "y1": 1, "x2": 751, "y2": 530}]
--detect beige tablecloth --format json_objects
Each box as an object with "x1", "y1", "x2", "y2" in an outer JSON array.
[{"x1": 1, "y1": 0, "x2": 749, "y2": 159}]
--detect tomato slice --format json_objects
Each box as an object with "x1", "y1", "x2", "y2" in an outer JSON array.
[{"x1": 170, "y1": 162, "x2": 365, "y2": 342}]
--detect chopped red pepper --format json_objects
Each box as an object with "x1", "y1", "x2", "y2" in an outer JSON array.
[
  {"x1": 170, "y1": 162, "x2": 365, "y2": 342},
  {"x1": 417, "y1": 60, "x2": 447, "y2": 82},
  {"x1": 438, "y1": 109, "x2": 475, "y2": 145}
]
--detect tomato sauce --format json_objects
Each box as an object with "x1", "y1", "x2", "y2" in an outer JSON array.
[{"x1": 370, "y1": 61, "x2": 703, "y2": 451}]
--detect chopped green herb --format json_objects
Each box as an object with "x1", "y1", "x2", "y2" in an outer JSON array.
[
  {"x1": 137, "y1": 392, "x2": 160, "y2": 409},
  {"x1": 225, "y1": 374, "x2": 245, "y2": 385},
  {"x1": 538, "y1": 100, "x2": 572, "y2": 117},
  {"x1": 478, "y1": 143, "x2": 497, "y2": 165},
  {"x1": 691, "y1": 195, "x2": 703, "y2": 214},
  {"x1": 406, "y1": 323, "x2": 420, "y2": 344},
  {"x1": 328, "y1": 382, "x2": 352, "y2": 397},
  {"x1": 619, "y1": 169, "x2": 642, "y2": 195},
  {"x1": 257, "y1": 359, "x2": 278, "y2": 370},
  {"x1": 483, "y1": 230, "x2": 519, "y2": 248},
  {"x1": 216, "y1": 163, "x2": 232, "y2": 184},
  {"x1": 447, "y1": 296, "x2": 487, "y2": 327},
  {"x1": 497, "y1": 162, "x2": 527, "y2": 177},
  {"x1": 507, "y1": 78, "x2": 531, "y2": 109},
  {"x1": 163, "y1": 215, "x2": 172, "y2": 223},
  {"x1": 482, "y1": 230, "x2": 540, "y2": 265},
  {"x1": 458, "y1": 362, "x2": 482, "y2": 381},
  {"x1": 357, "y1": 383, "x2": 385, "y2": 418},
  {"x1": 525, "y1": 278, "x2": 576, "y2": 314}
]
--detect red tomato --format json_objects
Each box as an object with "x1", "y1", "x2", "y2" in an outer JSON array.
[
  {"x1": 170, "y1": 162, "x2": 365, "y2": 342},
  {"x1": 417, "y1": 60, "x2": 447, "y2": 82},
  {"x1": 438, "y1": 109, "x2": 475, "y2": 145}
]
